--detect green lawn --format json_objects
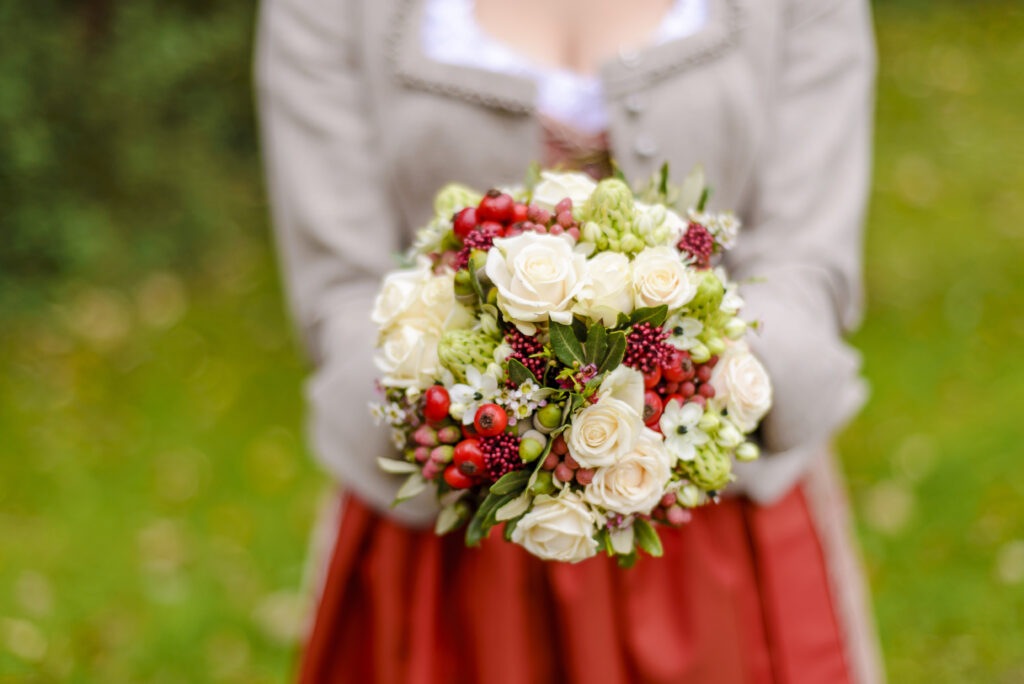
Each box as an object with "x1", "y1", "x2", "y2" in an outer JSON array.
[{"x1": 1, "y1": 3, "x2": 1023, "y2": 682}]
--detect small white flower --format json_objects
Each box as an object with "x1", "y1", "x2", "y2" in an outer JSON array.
[
  {"x1": 658, "y1": 400, "x2": 710, "y2": 462},
  {"x1": 665, "y1": 314, "x2": 704, "y2": 351},
  {"x1": 448, "y1": 366, "x2": 499, "y2": 424}
]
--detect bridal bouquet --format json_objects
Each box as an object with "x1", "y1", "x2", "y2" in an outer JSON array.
[{"x1": 370, "y1": 168, "x2": 771, "y2": 565}]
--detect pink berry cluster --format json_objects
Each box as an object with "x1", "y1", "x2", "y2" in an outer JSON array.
[
  {"x1": 504, "y1": 327, "x2": 548, "y2": 383},
  {"x1": 677, "y1": 222, "x2": 715, "y2": 269},
  {"x1": 651, "y1": 491, "x2": 695, "y2": 527},
  {"x1": 623, "y1": 322, "x2": 675, "y2": 374},
  {"x1": 451, "y1": 191, "x2": 582, "y2": 270},
  {"x1": 639, "y1": 349, "x2": 720, "y2": 430},
  {"x1": 540, "y1": 434, "x2": 596, "y2": 487}
]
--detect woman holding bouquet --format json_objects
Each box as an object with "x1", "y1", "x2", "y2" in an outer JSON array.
[{"x1": 256, "y1": 0, "x2": 883, "y2": 681}]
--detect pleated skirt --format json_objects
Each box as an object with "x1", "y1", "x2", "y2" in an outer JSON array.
[{"x1": 297, "y1": 455, "x2": 881, "y2": 683}]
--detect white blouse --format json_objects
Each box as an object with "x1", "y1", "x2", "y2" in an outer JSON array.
[{"x1": 421, "y1": 0, "x2": 709, "y2": 134}]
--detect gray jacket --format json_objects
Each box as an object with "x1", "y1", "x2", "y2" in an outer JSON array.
[{"x1": 255, "y1": 0, "x2": 875, "y2": 525}]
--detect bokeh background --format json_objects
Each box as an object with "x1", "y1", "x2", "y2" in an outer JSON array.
[{"x1": 2, "y1": 1, "x2": 1022, "y2": 681}]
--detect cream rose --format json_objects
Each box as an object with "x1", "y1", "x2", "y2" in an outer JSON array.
[
  {"x1": 710, "y1": 341, "x2": 772, "y2": 432},
  {"x1": 631, "y1": 246, "x2": 697, "y2": 310},
  {"x1": 509, "y1": 490, "x2": 598, "y2": 563},
  {"x1": 566, "y1": 396, "x2": 645, "y2": 468},
  {"x1": 371, "y1": 261, "x2": 430, "y2": 329},
  {"x1": 573, "y1": 251, "x2": 633, "y2": 326},
  {"x1": 485, "y1": 233, "x2": 589, "y2": 335},
  {"x1": 372, "y1": 261, "x2": 469, "y2": 332},
  {"x1": 583, "y1": 429, "x2": 673, "y2": 514},
  {"x1": 374, "y1": 323, "x2": 442, "y2": 389},
  {"x1": 531, "y1": 171, "x2": 597, "y2": 212}
]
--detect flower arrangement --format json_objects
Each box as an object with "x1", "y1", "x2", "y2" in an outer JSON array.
[{"x1": 370, "y1": 168, "x2": 771, "y2": 565}]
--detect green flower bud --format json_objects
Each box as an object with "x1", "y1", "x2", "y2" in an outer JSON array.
[
  {"x1": 677, "y1": 483, "x2": 702, "y2": 508},
  {"x1": 581, "y1": 178, "x2": 636, "y2": 240},
  {"x1": 582, "y1": 221, "x2": 603, "y2": 244},
  {"x1": 478, "y1": 311, "x2": 501, "y2": 338},
  {"x1": 724, "y1": 318, "x2": 747, "y2": 340},
  {"x1": 437, "y1": 330, "x2": 500, "y2": 383},
  {"x1": 434, "y1": 183, "x2": 482, "y2": 220},
  {"x1": 469, "y1": 249, "x2": 489, "y2": 276},
  {"x1": 690, "y1": 342, "x2": 711, "y2": 364},
  {"x1": 736, "y1": 441, "x2": 760, "y2": 462},
  {"x1": 698, "y1": 412, "x2": 720, "y2": 432},
  {"x1": 706, "y1": 335, "x2": 726, "y2": 357},
  {"x1": 453, "y1": 269, "x2": 474, "y2": 298},
  {"x1": 620, "y1": 233, "x2": 645, "y2": 254},
  {"x1": 691, "y1": 271, "x2": 725, "y2": 311},
  {"x1": 683, "y1": 446, "x2": 733, "y2": 491}
]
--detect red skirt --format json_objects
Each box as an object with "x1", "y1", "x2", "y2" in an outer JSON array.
[{"x1": 296, "y1": 474, "x2": 870, "y2": 684}]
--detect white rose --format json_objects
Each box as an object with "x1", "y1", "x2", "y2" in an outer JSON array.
[
  {"x1": 374, "y1": 323, "x2": 442, "y2": 389},
  {"x1": 710, "y1": 341, "x2": 772, "y2": 432},
  {"x1": 597, "y1": 366, "x2": 645, "y2": 415},
  {"x1": 573, "y1": 252, "x2": 633, "y2": 326},
  {"x1": 631, "y1": 246, "x2": 697, "y2": 310},
  {"x1": 485, "y1": 233, "x2": 589, "y2": 335},
  {"x1": 510, "y1": 490, "x2": 598, "y2": 563},
  {"x1": 531, "y1": 171, "x2": 597, "y2": 211},
  {"x1": 371, "y1": 260, "x2": 432, "y2": 329},
  {"x1": 583, "y1": 429, "x2": 672, "y2": 514},
  {"x1": 566, "y1": 396, "x2": 645, "y2": 468}
]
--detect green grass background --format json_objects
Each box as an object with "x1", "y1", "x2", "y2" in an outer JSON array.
[{"x1": 1, "y1": 2, "x2": 1023, "y2": 681}]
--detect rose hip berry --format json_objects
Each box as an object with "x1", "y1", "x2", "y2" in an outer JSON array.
[
  {"x1": 477, "y1": 190, "x2": 515, "y2": 223},
  {"x1": 443, "y1": 464, "x2": 474, "y2": 489},
  {"x1": 453, "y1": 438, "x2": 485, "y2": 477},
  {"x1": 474, "y1": 403, "x2": 508, "y2": 437},
  {"x1": 512, "y1": 202, "x2": 529, "y2": 223},
  {"x1": 643, "y1": 366, "x2": 662, "y2": 389},
  {"x1": 453, "y1": 207, "x2": 477, "y2": 240},
  {"x1": 423, "y1": 385, "x2": 451, "y2": 423},
  {"x1": 643, "y1": 390, "x2": 664, "y2": 427}
]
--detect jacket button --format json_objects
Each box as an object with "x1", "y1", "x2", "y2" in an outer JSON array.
[
  {"x1": 624, "y1": 94, "x2": 646, "y2": 115},
  {"x1": 618, "y1": 47, "x2": 642, "y2": 68},
  {"x1": 634, "y1": 134, "x2": 658, "y2": 158}
]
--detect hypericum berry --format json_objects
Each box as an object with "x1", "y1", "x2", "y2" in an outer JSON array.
[
  {"x1": 643, "y1": 390, "x2": 664, "y2": 427},
  {"x1": 423, "y1": 385, "x2": 451, "y2": 423},
  {"x1": 643, "y1": 366, "x2": 662, "y2": 389},
  {"x1": 556, "y1": 210, "x2": 575, "y2": 228},
  {"x1": 477, "y1": 190, "x2": 515, "y2": 223},
  {"x1": 563, "y1": 452, "x2": 579, "y2": 470},
  {"x1": 412, "y1": 424, "x2": 438, "y2": 447},
  {"x1": 512, "y1": 202, "x2": 529, "y2": 223},
  {"x1": 551, "y1": 433, "x2": 568, "y2": 455},
  {"x1": 541, "y1": 451, "x2": 560, "y2": 470},
  {"x1": 430, "y1": 445, "x2": 454, "y2": 464},
  {"x1": 666, "y1": 505, "x2": 693, "y2": 526},
  {"x1": 696, "y1": 364, "x2": 713, "y2": 384},
  {"x1": 474, "y1": 403, "x2": 508, "y2": 437},
  {"x1": 555, "y1": 198, "x2": 573, "y2": 215},
  {"x1": 519, "y1": 436, "x2": 545, "y2": 462},
  {"x1": 453, "y1": 207, "x2": 477, "y2": 240},
  {"x1": 452, "y1": 439, "x2": 485, "y2": 477},
  {"x1": 437, "y1": 425, "x2": 462, "y2": 444},
  {"x1": 575, "y1": 468, "x2": 595, "y2": 485},
  {"x1": 553, "y1": 463, "x2": 574, "y2": 484},
  {"x1": 534, "y1": 403, "x2": 563, "y2": 432},
  {"x1": 698, "y1": 383, "x2": 716, "y2": 399},
  {"x1": 444, "y1": 464, "x2": 474, "y2": 489},
  {"x1": 679, "y1": 381, "x2": 696, "y2": 398}
]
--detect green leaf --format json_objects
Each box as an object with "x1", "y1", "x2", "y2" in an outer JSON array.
[
  {"x1": 616, "y1": 312, "x2": 631, "y2": 328},
  {"x1": 507, "y1": 357, "x2": 539, "y2": 388},
  {"x1": 616, "y1": 551, "x2": 638, "y2": 569},
  {"x1": 490, "y1": 469, "x2": 532, "y2": 495},
  {"x1": 393, "y1": 473, "x2": 428, "y2": 504},
  {"x1": 495, "y1": 491, "x2": 531, "y2": 521},
  {"x1": 697, "y1": 186, "x2": 711, "y2": 212},
  {"x1": 597, "y1": 331, "x2": 626, "y2": 374},
  {"x1": 633, "y1": 518, "x2": 664, "y2": 558},
  {"x1": 658, "y1": 161, "x2": 670, "y2": 199},
  {"x1": 465, "y1": 491, "x2": 517, "y2": 547},
  {"x1": 434, "y1": 503, "x2": 467, "y2": 535},
  {"x1": 377, "y1": 457, "x2": 420, "y2": 475},
  {"x1": 549, "y1": 321, "x2": 586, "y2": 367},
  {"x1": 584, "y1": 323, "x2": 608, "y2": 365},
  {"x1": 630, "y1": 305, "x2": 669, "y2": 328}
]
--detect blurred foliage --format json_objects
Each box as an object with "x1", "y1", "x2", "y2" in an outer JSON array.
[
  {"x1": 0, "y1": 0, "x2": 259, "y2": 312},
  {"x1": 1, "y1": 0, "x2": 1023, "y2": 682}
]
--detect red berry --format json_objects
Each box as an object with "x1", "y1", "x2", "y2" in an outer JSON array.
[
  {"x1": 453, "y1": 438, "x2": 485, "y2": 477},
  {"x1": 527, "y1": 205, "x2": 551, "y2": 225},
  {"x1": 477, "y1": 190, "x2": 515, "y2": 223},
  {"x1": 696, "y1": 364, "x2": 713, "y2": 383},
  {"x1": 423, "y1": 385, "x2": 451, "y2": 423},
  {"x1": 643, "y1": 390, "x2": 664, "y2": 427},
  {"x1": 661, "y1": 349, "x2": 688, "y2": 382},
  {"x1": 663, "y1": 381, "x2": 679, "y2": 395},
  {"x1": 698, "y1": 383, "x2": 716, "y2": 399},
  {"x1": 541, "y1": 452, "x2": 560, "y2": 470},
  {"x1": 551, "y1": 434, "x2": 568, "y2": 455},
  {"x1": 575, "y1": 468, "x2": 595, "y2": 485},
  {"x1": 554, "y1": 198, "x2": 573, "y2": 215},
  {"x1": 643, "y1": 366, "x2": 662, "y2": 389},
  {"x1": 563, "y1": 452, "x2": 580, "y2": 470},
  {"x1": 566, "y1": 227, "x2": 580, "y2": 241},
  {"x1": 478, "y1": 220, "x2": 505, "y2": 238},
  {"x1": 707, "y1": 354, "x2": 720, "y2": 368},
  {"x1": 548, "y1": 224, "x2": 564, "y2": 235},
  {"x1": 690, "y1": 395, "x2": 707, "y2": 408},
  {"x1": 556, "y1": 210, "x2": 575, "y2": 228},
  {"x1": 453, "y1": 207, "x2": 477, "y2": 240},
  {"x1": 444, "y1": 464, "x2": 474, "y2": 489},
  {"x1": 474, "y1": 403, "x2": 508, "y2": 437},
  {"x1": 512, "y1": 202, "x2": 529, "y2": 222},
  {"x1": 554, "y1": 463, "x2": 574, "y2": 483}
]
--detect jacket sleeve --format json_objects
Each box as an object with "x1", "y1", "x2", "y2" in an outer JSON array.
[
  {"x1": 255, "y1": 0, "x2": 438, "y2": 525},
  {"x1": 727, "y1": 0, "x2": 876, "y2": 502}
]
